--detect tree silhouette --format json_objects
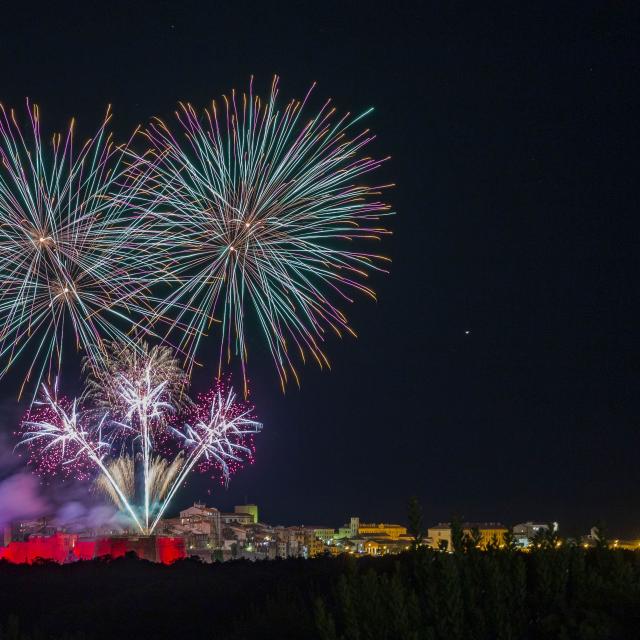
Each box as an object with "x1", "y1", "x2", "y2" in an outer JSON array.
[{"x1": 407, "y1": 496, "x2": 424, "y2": 549}]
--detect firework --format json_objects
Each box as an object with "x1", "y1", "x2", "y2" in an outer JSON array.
[
  {"x1": 84, "y1": 340, "x2": 189, "y2": 531},
  {"x1": 0, "y1": 102, "x2": 159, "y2": 397},
  {"x1": 18, "y1": 386, "x2": 101, "y2": 481},
  {"x1": 129, "y1": 77, "x2": 393, "y2": 392},
  {"x1": 178, "y1": 382, "x2": 258, "y2": 480},
  {"x1": 151, "y1": 383, "x2": 259, "y2": 531},
  {"x1": 85, "y1": 340, "x2": 190, "y2": 415},
  {"x1": 17, "y1": 345, "x2": 261, "y2": 535},
  {"x1": 18, "y1": 383, "x2": 144, "y2": 530}
]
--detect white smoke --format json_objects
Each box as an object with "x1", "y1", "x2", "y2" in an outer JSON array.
[
  {"x1": 0, "y1": 409, "x2": 131, "y2": 533},
  {"x1": 0, "y1": 473, "x2": 49, "y2": 527}
]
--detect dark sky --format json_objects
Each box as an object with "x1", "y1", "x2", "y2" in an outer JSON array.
[{"x1": 1, "y1": 2, "x2": 639, "y2": 537}]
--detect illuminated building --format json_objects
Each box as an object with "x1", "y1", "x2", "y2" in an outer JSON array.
[
  {"x1": 357, "y1": 522, "x2": 407, "y2": 540},
  {"x1": 607, "y1": 539, "x2": 640, "y2": 550},
  {"x1": 234, "y1": 504, "x2": 259, "y2": 524},
  {"x1": 308, "y1": 536, "x2": 325, "y2": 557},
  {"x1": 472, "y1": 523, "x2": 509, "y2": 548},
  {"x1": 513, "y1": 522, "x2": 558, "y2": 548},
  {"x1": 179, "y1": 503, "x2": 222, "y2": 546},
  {"x1": 579, "y1": 526, "x2": 628, "y2": 549},
  {"x1": 312, "y1": 527, "x2": 336, "y2": 542},
  {"x1": 154, "y1": 503, "x2": 225, "y2": 560},
  {"x1": 363, "y1": 539, "x2": 383, "y2": 555},
  {"x1": 157, "y1": 503, "x2": 273, "y2": 561},
  {"x1": 428, "y1": 524, "x2": 452, "y2": 550},
  {"x1": 280, "y1": 526, "x2": 327, "y2": 558},
  {"x1": 221, "y1": 510, "x2": 254, "y2": 526},
  {"x1": 427, "y1": 522, "x2": 509, "y2": 550},
  {"x1": 331, "y1": 517, "x2": 360, "y2": 540}
]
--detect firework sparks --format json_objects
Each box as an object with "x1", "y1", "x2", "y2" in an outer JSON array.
[
  {"x1": 177, "y1": 383, "x2": 259, "y2": 480},
  {"x1": 128, "y1": 76, "x2": 393, "y2": 392},
  {"x1": 152, "y1": 382, "x2": 260, "y2": 531},
  {"x1": 85, "y1": 340, "x2": 189, "y2": 531},
  {"x1": 17, "y1": 345, "x2": 262, "y2": 535},
  {"x1": 18, "y1": 386, "x2": 101, "y2": 481},
  {"x1": 85, "y1": 341, "x2": 189, "y2": 413},
  {"x1": 18, "y1": 383, "x2": 144, "y2": 531},
  {"x1": 0, "y1": 102, "x2": 160, "y2": 397}
]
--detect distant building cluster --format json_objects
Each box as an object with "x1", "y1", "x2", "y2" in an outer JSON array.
[
  {"x1": 155, "y1": 507, "x2": 414, "y2": 561},
  {"x1": 3, "y1": 505, "x2": 639, "y2": 564},
  {"x1": 153, "y1": 507, "x2": 569, "y2": 560},
  {"x1": 427, "y1": 521, "x2": 560, "y2": 550}
]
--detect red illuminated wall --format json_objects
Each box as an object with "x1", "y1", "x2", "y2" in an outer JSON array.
[
  {"x1": 0, "y1": 534, "x2": 185, "y2": 565},
  {"x1": 0, "y1": 533, "x2": 76, "y2": 564},
  {"x1": 157, "y1": 536, "x2": 186, "y2": 564}
]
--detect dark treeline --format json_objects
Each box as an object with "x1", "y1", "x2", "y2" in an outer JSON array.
[{"x1": 1, "y1": 544, "x2": 640, "y2": 639}]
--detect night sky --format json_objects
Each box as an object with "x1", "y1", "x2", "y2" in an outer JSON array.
[{"x1": 1, "y1": 2, "x2": 639, "y2": 537}]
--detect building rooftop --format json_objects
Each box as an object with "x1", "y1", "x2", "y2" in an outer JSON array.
[{"x1": 429, "y1": 522, "x2": 508, "y2": 530}]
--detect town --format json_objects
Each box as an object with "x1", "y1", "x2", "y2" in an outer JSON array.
[{"x1": 1, "y1": 501, "x2": 636, "y2": 564}]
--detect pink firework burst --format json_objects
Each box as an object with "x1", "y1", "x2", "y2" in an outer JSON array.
[
  {"x1": 17, "y1": 389, "x2": 106, "y2": 482},
  {"x1": 180, "y1": 379, "x2": 259, "y2": 482}
]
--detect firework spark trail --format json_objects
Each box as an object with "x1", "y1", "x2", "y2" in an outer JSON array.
[
  {"x1": 127, "y1": 76, "x2": 393, "y2": 393},
  {"x1": 17, "y1": 346, "x2": 261, "y2": 535},
  {"x1": 0, "y1": 102, "x2": 162, "y2": 398},
  {"x1": 152, "y1": 385, "x2": 261, "y2": 532},
  {"x1": 86, "y1": 341, "x2": 189, "y2": 531},
  {"x1": 18, "y1": 384, "x2": 144, "y2": 531},
  {"x1": 116, "y1": 368, "x2": 167, "y2": 532}
]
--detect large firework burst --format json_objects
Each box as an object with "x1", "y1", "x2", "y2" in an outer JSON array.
[
  {"x1": 130, "y1": 77, "x2": 393, "y2": 392},
  {"x1": 0, "y1": 102, "x2": 158, "y2": 397}
]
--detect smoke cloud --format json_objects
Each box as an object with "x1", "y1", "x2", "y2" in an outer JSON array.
[
  {"x1": 54, "y1": 501, "x2": 130, "y2": 531},
  {"x1": 0, "y1": 473, "x2": 49, "y2": 527},
  {"x1": 0, "y1": 415, "x2": 48, "y2": 527},
  {"x1": 0, "y1": 410, "x2": 130, "y2": 532}
]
